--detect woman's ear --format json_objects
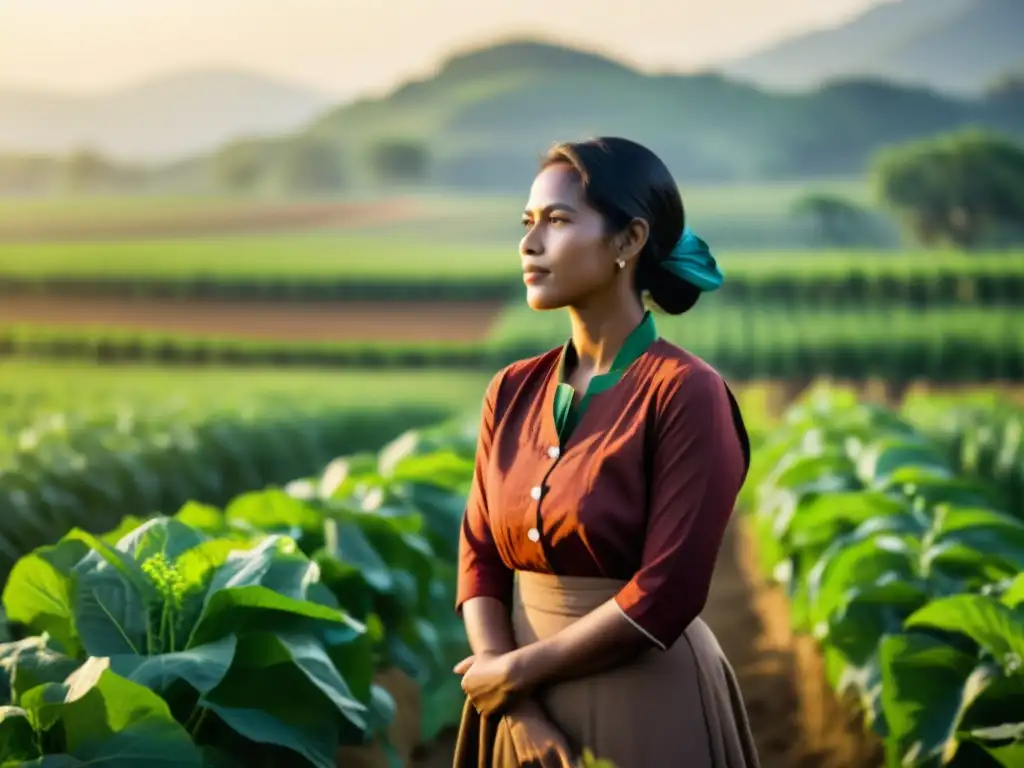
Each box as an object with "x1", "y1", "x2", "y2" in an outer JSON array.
[{"x1": 616, "y1": 217, "x2": 650, "y2": 266}]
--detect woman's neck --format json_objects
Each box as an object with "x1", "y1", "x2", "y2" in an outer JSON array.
[{"x1": 567, "y1": 299, "x2": 646, "y2": 376}]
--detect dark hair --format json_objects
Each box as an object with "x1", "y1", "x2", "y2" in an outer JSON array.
[{"x1": 541, "y1": 137, "x2": 700, "y2": 315}]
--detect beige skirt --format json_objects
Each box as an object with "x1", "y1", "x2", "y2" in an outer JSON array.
[{"x1": 452, "y1": 572, "x2": 760, "y2": 768}]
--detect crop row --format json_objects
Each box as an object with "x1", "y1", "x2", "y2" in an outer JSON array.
[
  {"x1": 748, "y1": 389, "x2": 1024, "y2": 767},
  {"x1": 902, "y1": 396, "x2": 1024, "y2": 520},
  {"x1": 0, "y1": 420, "x2": 480, "y2": 767},
  {"x1": 0, "y1": 367, "x2": 492, "y2": 581},
  {"x1": 5, "y1": 304, "x2": 1022, "y2": 382},
  {"x1": 2, "y1": 261, "x2": 1023, "y2": 307}
]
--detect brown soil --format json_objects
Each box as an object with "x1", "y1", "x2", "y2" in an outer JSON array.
[
  {"x1": 707, "y1": 520, "x2": 884, "y2": 768},
  {"x1": 0, "y1": 199, "x2": 423, "y2": 242},
  {"x1": 411, "y1": 518, "x2": 884, "y2": 768},
  {"x1": 0, "y1": 296, "x2": 505, "y2": 343}
]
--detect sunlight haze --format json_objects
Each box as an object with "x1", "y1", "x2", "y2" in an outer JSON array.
[{"x1": 0, "y1": 0, "x2": 887, "y2": 96}]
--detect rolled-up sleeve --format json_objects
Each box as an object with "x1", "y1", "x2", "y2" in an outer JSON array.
[
  {"x1": 614, "y1": 368, "x2": 747, "y2": 650},
  {"x1": 455, "y1": 371, "x2": 513, "y2": 612}
]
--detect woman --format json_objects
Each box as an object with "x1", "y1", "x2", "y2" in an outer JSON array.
[{"x1": 451, "y1": 137, "x2": 758, "y2": 768}]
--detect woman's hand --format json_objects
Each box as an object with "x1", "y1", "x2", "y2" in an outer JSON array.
[
  {"x1": 454, "y1": 652, "x2": 524, "y2": 717},
  {"x1": 503, "y1": 707, "x2": 576, "y2": 768}
]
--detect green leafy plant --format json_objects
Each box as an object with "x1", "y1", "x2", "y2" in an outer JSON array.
[
  {"x1": 1, "y1": 517, "x2": 378, "y2": 768},
  {"x1": 751, "y1": 387, "x2": 1024, "y2": 767}
]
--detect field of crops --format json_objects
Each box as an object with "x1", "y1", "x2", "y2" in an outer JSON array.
[
  {"x1": 1, "y1": 383, "x2": 1022, "y2": 766},
  {"x1": 2, "y1": 181, "x2": 1023, "y2": 767},
  {"x1": 7, "y1": 303, "x2": 1017, "y2": 385},
  {"x1": 0, "y1": 362, "x2": 490, "y2": 580},
  {"x1": 0, "y1": 419, "x2": 480, "y2": 767},
  {"x1": 746, "y1": 388, "x2": 1024, "y2": 767}
]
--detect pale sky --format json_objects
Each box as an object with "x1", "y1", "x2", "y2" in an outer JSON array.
[{"x1": 0, "y1": 0, "x2": 887, "y2": 97}]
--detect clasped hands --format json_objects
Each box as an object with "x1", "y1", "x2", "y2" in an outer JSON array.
[
  {"x1": 454, "y1": 651, "x2": 575, "y2": 767},
  {"x1": 453, "y1": 650, "x2": 523, "y2": 716}
]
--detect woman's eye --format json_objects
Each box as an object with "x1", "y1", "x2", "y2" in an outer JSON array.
[
  {"x1": 521, "y1": 218, "x2": 532, "y2": 228},
  {"x1": 549, "y1": 216, "x2": 568, "y2": 225}
]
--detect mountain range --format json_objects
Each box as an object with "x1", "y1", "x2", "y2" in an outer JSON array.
[
  {"x1": 0, "y1": 70, "x2": 331, "y2": 163},
  {"x1": 725, "y1": 0, "x2": 1023, "y2": 94},
  {"x1": 0, "y1": 0, "x2": 1021, "y2": 188}
]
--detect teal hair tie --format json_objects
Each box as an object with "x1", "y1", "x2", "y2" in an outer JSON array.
[{"x1": 659, "y1": 226, "x2": 724, "y2": 292}]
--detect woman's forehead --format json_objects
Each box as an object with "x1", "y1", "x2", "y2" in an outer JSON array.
[{"x1": 525, "y1": 164, "x2": 586, "y2": 212}]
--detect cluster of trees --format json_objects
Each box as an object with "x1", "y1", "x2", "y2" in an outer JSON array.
[
  {"x1": 0, "y1": 149, "x2": 148, "y2": 195},
  {"x1": 187, "y1": 137, "x2": 431, "y2": 195},
  {"x1": 794, "y1": 129, "x2": 1024, "y2": 249},
  {"x1": 0, "y1": 138, "x2": 433, "y2": 197}
]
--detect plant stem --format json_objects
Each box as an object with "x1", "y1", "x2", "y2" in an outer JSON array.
[{"x1": 188, "y1": 708, "x2": 210, "y2": 742}]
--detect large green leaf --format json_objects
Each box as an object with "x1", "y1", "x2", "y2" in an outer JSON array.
[
  {"x1": 905, "y1": 595, "x2": 1024, "y2": 670},
  {"x1": 18, "y1": 658, "x2": 201, "y2": 767},
  {"x1": 978, "y1": 741, "x2": 1024, "y2": 768},
  {"x1": 957, "y1": 672, "x2": 1024, "y2": 749},
  {"x1": 224, "y1": 490, "x2": 322, "y2": 547},
  {"x1": 858, "y1": 438, "x2": 949, "y2": 486},
  {"x1": 0, "y1": 705, "x2": 37, "y2": 763},
  {"x1": 786, "y1": 490, "x2": 907, "y2": 552},
  {"x1": 198, "y1": 702, "x2": 337, "y2": 768},
  {"x1": 879, "y1": 633, "x2": 979, "y2": 768},
  {"x1": 2, "y1": 538, "x2": 91, "y2": 657},
  {"x1": 113, "y1": 517, "x2": 207, "y2": 564},
  {"x1": 188, "y1": 584, "x2": 361, "y2": 648},
  {"x1": 202, "y1": 536, "x2": 321, "y2": 603},
  {"x1": 0, "y1": 635, "x2": 79, "y2": 705},
  {"x1": 108, "y1": 634, "x2": 237, "y2": 698},
  {"x1": 321, "y1": 518, "x2": 393, "y2": 594},
  {"x1": 807, "y1": 533, "x2": 920, "y2": 629}
]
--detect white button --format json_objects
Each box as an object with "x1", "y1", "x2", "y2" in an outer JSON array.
[
  {"x1": 547, "y1": 446, "x2": 560, "y2": 459},
  {"x1": 530, "y1": 485, "x2": 543, "y2": 500},
  {"x1": 527, "y1": 528, "x2": 541, "y2": 542}
]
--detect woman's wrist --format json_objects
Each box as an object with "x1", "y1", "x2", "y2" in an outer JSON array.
[{"x1": 506, "y1": 639, "x2": 559, "y2": 695}]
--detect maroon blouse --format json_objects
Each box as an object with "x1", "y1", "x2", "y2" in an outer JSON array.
[{"x1": 456, "y1": 338, "x2": 749, "y2": 651}]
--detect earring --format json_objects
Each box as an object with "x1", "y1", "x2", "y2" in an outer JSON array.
[{"x1": 615, "y1": 258, "x2": 626, "y2": 269}]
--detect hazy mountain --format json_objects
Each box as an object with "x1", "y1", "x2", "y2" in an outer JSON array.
[
  {"x1": 5, "y1": 39, "x2": 1022, "y2": 195},
  {"x1": 298, "y1": 39, "x2": 1021, "y2": 188},
  {"x1": 723, "y1": 0, "x2": 1024, "y2": 95},
  {"x1": 0, "y1": 70, "x2": 333, "y2": 163}
]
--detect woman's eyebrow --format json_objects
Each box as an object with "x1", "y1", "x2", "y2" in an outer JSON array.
[{"x1": 523, "y1": 203, "x2": 579, "y2": 215}]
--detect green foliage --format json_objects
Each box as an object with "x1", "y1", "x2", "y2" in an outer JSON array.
[
  {"x1": 0, "y1": 420, "x2": 479, "y2": 765},
  {"x1": 369, "y1": 140, "x2": 430, "y2": 184},
  {"x1": 873, "y1": 130, "x2": 1024, "y2": 248},
  {"x1": 270, "y1": 137, "x2": 347, "y2": 194},
  {"x1": 0, "y1": 363, "x2": 488, "y2": 582},
  {"x1": 791, "y1": 192, "x2": 881, "y2": 246},
  {"x1": 209, "y1": 138, "x2": 282, "y2": 193},
  {"x1": 3, "y1": 303, "x2": 1023, "y2": 382},
  {"x1": 750, "y1": 388, "x2": 1024, "y2": 767},
  {"x1": 904, "y1": 399, "x2": 1024, "y2": 520}
]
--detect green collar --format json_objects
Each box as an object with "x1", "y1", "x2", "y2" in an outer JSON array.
[
  {"x1": 553, "y1": 311, "x2": 658, "y2": 443},
  {"x1": 557, "y1": 311, "x2": 658, "y2": 391}
]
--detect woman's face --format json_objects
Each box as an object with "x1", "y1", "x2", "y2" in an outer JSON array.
[{"x1": 519, "y1": 164, "x2": 619, "y2": 311}]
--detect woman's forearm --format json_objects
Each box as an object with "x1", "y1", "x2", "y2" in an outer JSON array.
[
  {"x1": 460, "y1": 596, "x2": 549, "y2": 719},
  {"x1": 508, "y1": 598, "x2": 651, "y2": 692},
  {"x1": 461, "y1": 596, "x2": 517, "y2": 656}
]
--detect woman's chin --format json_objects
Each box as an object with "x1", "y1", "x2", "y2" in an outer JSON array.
[{"x1": 524, "y1": 289, "x2": 563, "y2": 312}]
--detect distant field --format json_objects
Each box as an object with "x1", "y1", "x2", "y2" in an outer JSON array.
[
  {"x1": 0, "y1": 178, "x2": 877, "y2": 248},
  {"x1": 0, "y1": 360, "x2": 492, "y2": 422},
  {"x1": 488, "y1": 303, "x2": 1023, "y2": 351},
  {"x1": 0, "y1": 234, "x2": 515, "y2": 280},
  {"x1": 0, "y1": 233, "x2": 1016, "y2": 282}
]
